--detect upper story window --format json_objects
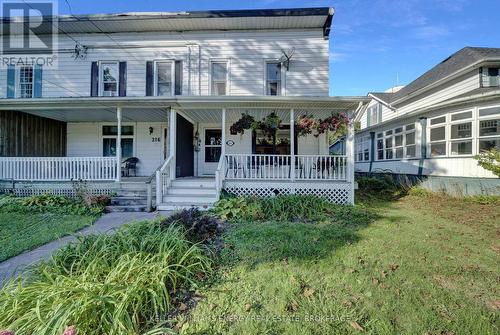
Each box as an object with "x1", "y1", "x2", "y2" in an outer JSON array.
[
  {"x1": 481, "y1": 67, "x2": 500, "y2": 87},
  {"x1": 367, "y1": 103, "x2": 382, "y2": 127},
  {"x1": 19, "y1": 66, "x2": 34, "y2": 98},
  {"x1": 155, "y1": 61, "x2": 174, "y2": 96},
  {"x1": 99, "y1": 62, "x2": 119, "y2": 97},
  {"x1": 266, "y1": 62, "x2": 282, "y2": 96},
  {"x1": 211, "y1": 61, "x2": 228, "y2": 96}
]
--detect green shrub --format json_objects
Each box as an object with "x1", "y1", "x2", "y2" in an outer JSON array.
[
  {"x1": 357, "y1": 176, "x2": 395, "y2": 192},
  {"x1": 160, "y1": 208, "x2": 222, "y2": 243},
  {"x1": 0, "y1": 220, "x2": 212, "y2": 335},
  {"x1": 213, "y1": 195, "x2": 360, "y2": 223},
  {"x1": 475, "y1": 148, "x2": 500, "y2": 177},
  {"x1": 0, "y1": 194, "x2": 106, "y2": 216}
]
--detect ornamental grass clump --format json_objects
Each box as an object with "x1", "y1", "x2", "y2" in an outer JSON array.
[{"x1": 0, "y1": 220, "x2": 212, "y2": 335}]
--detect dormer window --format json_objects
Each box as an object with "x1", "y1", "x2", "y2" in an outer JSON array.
[{"x1": 481, "y1": 67, "x2": 500, "y2": 87}]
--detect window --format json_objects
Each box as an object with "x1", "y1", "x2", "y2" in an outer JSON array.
[
  {"x1": 266, "y1": 62, "x2": 281, "y2": 96},
  {"x1": 367, "y1": 103, "x2": 382, "y2": 126},
  {"x1": 478, "y1": 106, "x2": 500, "y2": 153},
  {"x1": 19, "y1": 66, "x2": 34, "y2": 98},
  {"x1": 377, "y1": 133, "x2": 384, "y2": 160},
  {"x1": 211, "y1": 61, "x2": 228, "y2": 96},
  {"x1": 385, "y1": 134, "x2": 393, "y2": 159},
  {"x1": 253, "y1": 126, "x2": 293, "y2": 155},
  {"x1": 405, "y1": 124, "x2": 416, "y2": 158},
  {"x1": 482, "y1": 67, "x2": 500, "y2": 87},
  {"x1": 355, "y1": 135, "x2": 370, "y2": 162},
  {"x1": 449, "y1": 111, "x2": 473, "y2": 155},
  {"x1": 429, "y1": 115, "x2": 446, "y2": 156},
  {"x1": 155, "y1": 61, "x2": 174, "y2": 96},
  {"x1": 100, "y1": 62, "x2": 119, "y2": 96},
  {"x1": 102, "y1": 125, "x2": 134, "y2": 158},
  {"x1": 205, "y1": 129, "x2": 222, "y2": 163}
]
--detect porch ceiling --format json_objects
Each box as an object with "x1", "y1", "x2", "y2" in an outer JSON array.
[{"x1": 0, "y1": 96, "x2": 370, "y2": 122}]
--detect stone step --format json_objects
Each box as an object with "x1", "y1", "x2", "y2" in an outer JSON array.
[
  {"x1": 116, "y1": 190, "x2": 148, "y2": 197},
  {"x1": 110, "y1": 197, "x2": 147, "y2": 206},
  {"x1": 119, "y1": 183, "x2": 153, "y2": 191},
  {"x1": 105, "y1": 205, "x2": 148, "y2": 213}
]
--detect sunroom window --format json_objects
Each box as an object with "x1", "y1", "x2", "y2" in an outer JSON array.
[
  {"x1": 376, "y1": 133, "x2": 384, "y2": 160},
  {"x1": 478, "y1": 106, "x2": 500, "y2": 152},
  {"x1": 449, "y1": 111, "x2": 473, "y2": 156}
]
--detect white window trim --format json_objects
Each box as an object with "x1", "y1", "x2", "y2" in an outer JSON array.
[
  {"x1": 428, "y1": 114, "x2": 448, "y2": 158},
  {"x1": 209, "y1": 59, "x2": 230, "y2": 96},
  {"x1": 355, "y1": 135, "x2": 370, "y2": 162},
  {"x1": 374, "y1": 122, "x2": 418, "y2": 161},
  {"x1": 448, "y1": 110, "x2": 474, "y2": 157},
  {"x1": 404, "y1": 124, "x2": 417, "y2": 159},
  {"x1": 264, "y1": 59, "x2": 285, "y2": 96},
  {"x1": 100, "y1": 123, "x2": 136, "y2": 157},
  {"x1": 98, "y1": 61, "x2": 120, "y2": 97},
  {"x1": 153, "y1": 60, "x2": 175, "y2": 97},
  {"x1": 16, "y1": 65, "x2": 35, "y2": 99},
  {"x1": 477, "y1": 104, "x2": 500, "y2": 153}
]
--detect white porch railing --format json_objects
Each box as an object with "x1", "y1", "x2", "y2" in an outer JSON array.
[
  {"x1": 223, "y1": 154, "x2": 348, "y2": 181},
  {"x1": 0, "y1": 157, "x2": 118, "y2": 181},
  {"x1": 155, "y1": 155, "x2": 174, "y2": 202},
  {"x1": 215, "y1": 155, "x2": 226, "y2": 200}
]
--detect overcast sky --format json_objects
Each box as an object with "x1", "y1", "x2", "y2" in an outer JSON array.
[{"x1": 56, "y1": 0, "x2": 500, "y2": 96}]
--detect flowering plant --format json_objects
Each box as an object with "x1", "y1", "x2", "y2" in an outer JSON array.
[
  {"x1": 229, "y1": 113, "x2": 256, "y2": 135},
  {"x1": 315, "y1": 112, "x2": 349, "y2": 137},
  {"x1": 296, "y1": 115, "x2": 318, "y2": 137}
]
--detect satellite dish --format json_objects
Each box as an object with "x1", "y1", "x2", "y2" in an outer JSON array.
[{"x1": 279, "y1": 48, "x2": 295, "y2": 71}]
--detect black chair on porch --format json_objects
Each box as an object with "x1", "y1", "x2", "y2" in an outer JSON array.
[{"x1": 121, "y1": 157, "x2": 140, "y2": 177}]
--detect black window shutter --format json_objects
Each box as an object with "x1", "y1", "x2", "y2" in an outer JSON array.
[
  {"x1": 145, "y1": 61, "x2": 154, "y2": 96},
  {"x1": 175, "y1": 60, "x2": 183, "y2": 95},
  {"x1": 90, "y1": 62, "x2": 99, "y2": 97},
  {"x1": 119, "y1": 62, "x2": 127, "y2": 97}
]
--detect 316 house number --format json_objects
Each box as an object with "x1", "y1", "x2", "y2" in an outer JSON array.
[{"x1": 151, "y1": 137, "x2": 161, "y2": 142}]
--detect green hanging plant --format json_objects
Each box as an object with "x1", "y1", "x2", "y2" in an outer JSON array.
[
  {"x1": 229, "y1": 113, "x2": 256, "y2": 135},
  {"x1": 256, "y1": 112, "x2": 282, "y2": 138}
]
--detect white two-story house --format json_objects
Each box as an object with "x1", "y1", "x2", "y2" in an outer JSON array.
[
  {"x1": 355, "y1": 47, "x2": 500, "y2": 195},
  {"x1": 0, "y1": 7, "x2": 369, "y2": 210}
]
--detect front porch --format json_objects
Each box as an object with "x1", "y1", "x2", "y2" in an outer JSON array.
[{"x1": 0, "y1": 96, "x2": 369, "y2": 207}]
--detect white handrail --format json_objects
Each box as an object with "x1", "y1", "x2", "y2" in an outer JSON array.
[
  {"x1": 214, "y1": 155, "x2": 225, "y2": 201},
  {"x1": 223, "y1": 154, "x2": 348, "y2": 181},
  {"x1": 0, "y1": 157, "x2": 117, "y2": 181},
  {"x1": 155, "y1": 155, "x2": 174, "y2": 204}
]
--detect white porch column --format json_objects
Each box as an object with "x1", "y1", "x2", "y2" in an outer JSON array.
[
  {"x1": 169, "y1": 108, "x2": 177, "y2": 179},
  {"x1": 221, "y1": 108, "x2": 226, "y2": 158},
  {"x1": 116, "y1": 107, "x2": 122, "y2": 182},
  {"x1": 346, "y1": 116, "x2": 355, "y2": 205},
  {"x1": 289, "y1": 108, "x2": 295, "y2": 181}
]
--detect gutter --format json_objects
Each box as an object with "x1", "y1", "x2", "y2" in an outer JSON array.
[{"x1": 367, "y1": 93, "x2": 396, "y2": 111}]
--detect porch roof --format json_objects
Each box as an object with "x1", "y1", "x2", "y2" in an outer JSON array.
[{"x1": 0, "y1": 96, "x2": 370, "y2": 123}]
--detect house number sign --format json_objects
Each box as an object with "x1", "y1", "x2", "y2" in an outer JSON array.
[{"x1": 151, "y1": 137, "x2": 161, "y2": 142}]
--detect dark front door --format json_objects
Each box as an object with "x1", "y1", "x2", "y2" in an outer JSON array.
[{"x1": 176, "y1": 114, "x2": 194, "y2": 177}]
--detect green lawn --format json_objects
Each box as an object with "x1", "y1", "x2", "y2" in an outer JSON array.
[
  {"x1": 179, "y1": 193, "x2": 500, "y2": 334},
  {"x1": 0, "y1": 212, "x2": 95, "y2": 262}
]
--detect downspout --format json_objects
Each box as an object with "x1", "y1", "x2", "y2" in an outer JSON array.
[{"x1": 369, "y1": 131, "x2": 375, "y2": 173}]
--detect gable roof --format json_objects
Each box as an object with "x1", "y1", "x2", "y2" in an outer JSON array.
[
  {"x1": 371, "y1": 47, "x2": 500, "y2": 105},
  {"x1": 1, "y1": 7, "x2": 334, "y2": 38}
]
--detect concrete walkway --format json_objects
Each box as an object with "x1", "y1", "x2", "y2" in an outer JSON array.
[{"x1": 0, "y1": 211, "x2": 158, "y2": 285}]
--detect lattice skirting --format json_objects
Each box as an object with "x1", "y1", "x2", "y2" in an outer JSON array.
[
  {"x1": 0, "y1": 181, "x2": 117, "y2": 198},
  {"x1": 224, "y1": 180, "x2": 353, "y2": 204}
]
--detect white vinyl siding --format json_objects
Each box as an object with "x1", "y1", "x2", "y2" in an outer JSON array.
[{"x1": 6, "y1": 30, "x2": 327, "y2": 98}]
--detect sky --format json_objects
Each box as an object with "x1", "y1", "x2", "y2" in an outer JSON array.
[{"x1": 55, "y1": 0, "x2": 500, "y2": 96}]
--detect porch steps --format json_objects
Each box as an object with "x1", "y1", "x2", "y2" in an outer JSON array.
[
  {"x1": 157, "y1": 177, "x2": 218, "y2": 211},
  {"x1": 105, "y1": 181, "x2": 153, "y2": 213}
]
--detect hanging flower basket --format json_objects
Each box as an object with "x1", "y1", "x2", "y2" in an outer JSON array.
[
  {"x1": 229, "y1": 113, "x2": 256, "y2": 135},
  {"x1": 315, "y1": 112, "x2": 349, "y2": 137},
  {"x1": 257, "y1": 112, "x2": 282, "y2": 138},
  {"x1": 296, "y1": 114, "x2": 318, "y2": 137}
]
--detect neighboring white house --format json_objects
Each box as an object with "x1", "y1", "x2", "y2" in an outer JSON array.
[
  {"x1": 0, "y1": 7, "x2": 370, "y2": 209},
  {"x1": 355, "y1": 47, "x2": 500, "y2": 194}
]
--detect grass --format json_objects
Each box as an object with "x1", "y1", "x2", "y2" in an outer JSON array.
[
  {"x1": 0, "y1": 212, "x2": 95, "y2": 262},
  {"x1": 178, "y1": 192, "x2": 500, "y2": 334},
  {"x1": 0, "y1": 220, "x2": 212, "y2": 335}
]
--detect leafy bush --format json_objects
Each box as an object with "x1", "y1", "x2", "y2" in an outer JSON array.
[
  {"x1": 211, "y1": 197, "x2": 263, "y2": 221},
  {"x1": 0, "y1": 219, "x2": 212, "y2": 335},
  {"x1": 213, "y1": 195, "x2": 360, "y2": 223},
  {"x1": 475, "y1": 148, "x2": 500, "y2": 177},
  {"x1": 160, "y1": 208, "x2": 222, "y2": 243},
  {"x1": 0, "y1": 194, "x2": 106, "y2": 216},
  {"x1": 356, "y1": 176, "x2": 396, "y2": 192}
]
